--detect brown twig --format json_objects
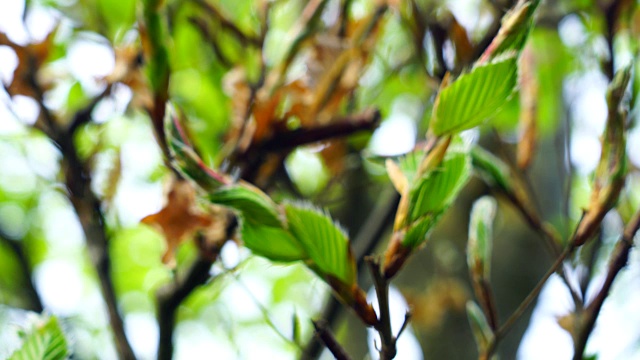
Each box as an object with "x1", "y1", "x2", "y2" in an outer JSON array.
[
  {"x1": 24, "y1": 52, "x2": 136, "y2": 359},
  {"x1": 156, "y1": 256, "x2": 216, "y2": 360},
  {"x1": 240, "y1": 110, "x2": 381, "y2": 181},
  {"x1": 311, "y1": 320, "x2": 352, "y2": 360},
  {"x1": 484, "y1": 245, "x2": 574, "y2": 357},
  {"x1": 67, "y1": 84, "x2": 113, "y2": 135},
  {"x1": 572, "y1": 209, "x2": 640, "y2": 359},
  {"x1": 366, "y1": 257, "x2": 412, "y2": 360},
  {"x1": 191, "y1": 0, "x2": 261, "y2": 47}
]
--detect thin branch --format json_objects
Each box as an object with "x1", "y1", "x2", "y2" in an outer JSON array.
[
  {"x1": 312, "y1": 320, "x2": 352, "y2": 360},
  {"x1": 156, "y1": 256, "x2": 216, "y2": 360},
  {"x1": 485, "y1": 245, "x2": 573, "y2": 356},
  {"x1": 67, "y1": 84, "x2": 113, "y2": 135},
  {"x1": 395, "y1": 311, "x2": 412, "y2": 340},
  {"x1": 191, "y1": 0, "x2": 261, "y2": 47},
  {"x1": 367, "y1": 257, "x2": 395, "y2": 360},
  {"x1": 261, "y1": 110, "x2": 381, "y2": 152},
  {"x1": 156, "y1": 215, "x2": 235, "y2": 360},
  {"x1": 188, "y1": 16, "x2": 233, "y2": 68},
  {"x1": 572, "y1": 209, "x2": 640, "y2": 359},
  {"x1": 23, "y1": 51, "x2": 136, "y2": 359},
  {"x1": 240, "y1": 110, "x2": 381, "y2": 181}
]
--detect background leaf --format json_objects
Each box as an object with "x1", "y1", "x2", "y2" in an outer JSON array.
[{"x1": 8, "y1": 316, "x2": 69, "y2": 360}]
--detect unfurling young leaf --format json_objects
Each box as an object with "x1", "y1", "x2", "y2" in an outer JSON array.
[
  {"x1": 517, "y1": 46, "x2": 538, "y2": 170},
  {"x1": 467, "y1": 196, "x2": 499, "y2": 331},
  {"x1": 406, "y1": 151, "x2": 471, "y2": 227},
  {"x1": 466, "y1": 301, "x2": 494, "y2": 354},
  {"x1": 470, "y1": 146, "x2": 513, "y2": 193},
  {"x1": 165, "y1": 103, "x2": 231, "y2": 192},
  {"x1": 383, "y1": 150, "x2": 471, "y2": 278},
  {"x1": 467, "y1": 196, "x2": 497, "y2": 282},
  {"x1": 478, "y1": 0, "x2": 541, "y2": 64},
  {"x1": 430, "y1": 55, "x2": 518, "y2": 136},
  {"x1": 573, "y1": 66, "x2": 631, "y2": 246},
  {"x1": 8, "y1": 316, "x2": 69, "y2": 360}
]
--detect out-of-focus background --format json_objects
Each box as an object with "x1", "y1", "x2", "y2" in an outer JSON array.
[{"x1": 1, "y1": 0, "x2": 640, "y2": 359}]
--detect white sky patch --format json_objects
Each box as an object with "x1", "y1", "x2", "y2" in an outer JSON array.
[
  {"x1": 39, "y1": 191, "x2": 85, "y2": 248},
  {"x1": 570, "y1": 130, "x2": 601, "y2": 175},
  {"x1": 67, "y1": 36, "x2": 115, "y2": 93},
  {"x1": 174, "y1": 321, "x2": 236, "y2": 360},
  {"x1": 33, "y1": 259, "x2": 85, "y2": 316},
  {"x1": 24, "y1": 135, "x2": 61, "y2": 180},
  {"x1": 11, "y1": 95, "x2": 40, "y2": 125},
  {"x1": 628, "y1": 125, "x2": 640, "y2": 168},
  {"x1": 125, "y1": 312, "x2": 159, "y2": 359},
  {"x1": 367, "y1": 285, "x2": 423, "y2": 360},
  {"x1": 92, "y1": 83, "x2": 133, "y2": 123},
  {"x1": 0, "y1": 142, "x2": 37, "y2": 195},
  {"x1": 0, "y1": 0, "x2": 29, "y2": 44},
  {"x1": 24, "y1": 5, "x2": 59, "y2": 42},
  {"x1": 368, "y1": 113, "x2": 416, "y2": 156},
  {"x1": 0, "y1": 45, "x2": 18, "y2": 84},
  {"x1": 518, "y1": 275, "x2": 574, "y2": 359},
  {"x1": 558, "y1": 14, "x2": 588, "y2": 47},
  {"x1": 564, "y1": 71, "x2": 609, "y2": 175}
]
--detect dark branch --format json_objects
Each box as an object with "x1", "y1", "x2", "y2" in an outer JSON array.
[
  {"x1": 572, "y1": 209, "x2": 640, "y2": 359},
  {"x1": 24, "y1": 51, "x2": 136, "y2": 359},
  {"x1": 156, "y1": 256, "x2": 215, "y2": 360},
  {"x1": 311, "y1": 320, "x2": 352, "y2": 360}
]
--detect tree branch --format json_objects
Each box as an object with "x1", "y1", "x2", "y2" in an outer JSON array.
[
  {"x1": 311, "y1": 320, "x2": 352, "y2": 360},
  {"x1": 572, "y1": 208, "x2": 640, "y2": 359},
  {"x1": 156, "y1": 256, "x2": 215, "y2": 360}
]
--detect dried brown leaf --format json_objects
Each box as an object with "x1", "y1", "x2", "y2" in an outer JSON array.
[{"x1": 141, "y1": 179, "x2": 213, "y2": 265}]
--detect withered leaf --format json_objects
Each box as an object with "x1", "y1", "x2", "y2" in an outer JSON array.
[
  {"x1": 141, "y1": 179, "x2": 213, "y2": 265},
  {"x1": 0, "y1": 29, "x2": 56, "y2": 98}
]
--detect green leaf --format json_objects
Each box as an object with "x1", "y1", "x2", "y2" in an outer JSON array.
[
  {"x1": 209, "y1": 185, "x2": 282, "y2": 228},
  {"x1": 240, "y1": 223, "x2": 307, "y2": 262},
  {"x1": 466, "y1": 301, "x2": 494, "y2": 353},
  {"x1": 407, "y1": 151, "x2": 470, "y2": 223},
  {"x1": 479, "y1": 0, "x2": 540, "y2": 62},
  {"x1": 431, "y1": 56, "x2": 518, "y2": 136},
  {"x1": 99, "y1": 0, "x2": 136, "y2": 41},
  {"x1": 470, "y1": 146, "x2": 512, "y2": 192},
  {"x1": 9, "y1": 316, "x2": 69, "y2": 360},
  {"x1": 467, "y1": 196, "x2": 497, "y2": 281},
  {"x1": 165, "y1": 104, "x2": 231, "y2": 191},
  {"x1": 284, "y1": 203, "x2": 355, "y2": 285},
  {"x1": 397, "y1": 149, "x2": 425, "y2": 185},
  {"x1": 402, "y1": 213, "x2": 441, "y2": 249}
]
